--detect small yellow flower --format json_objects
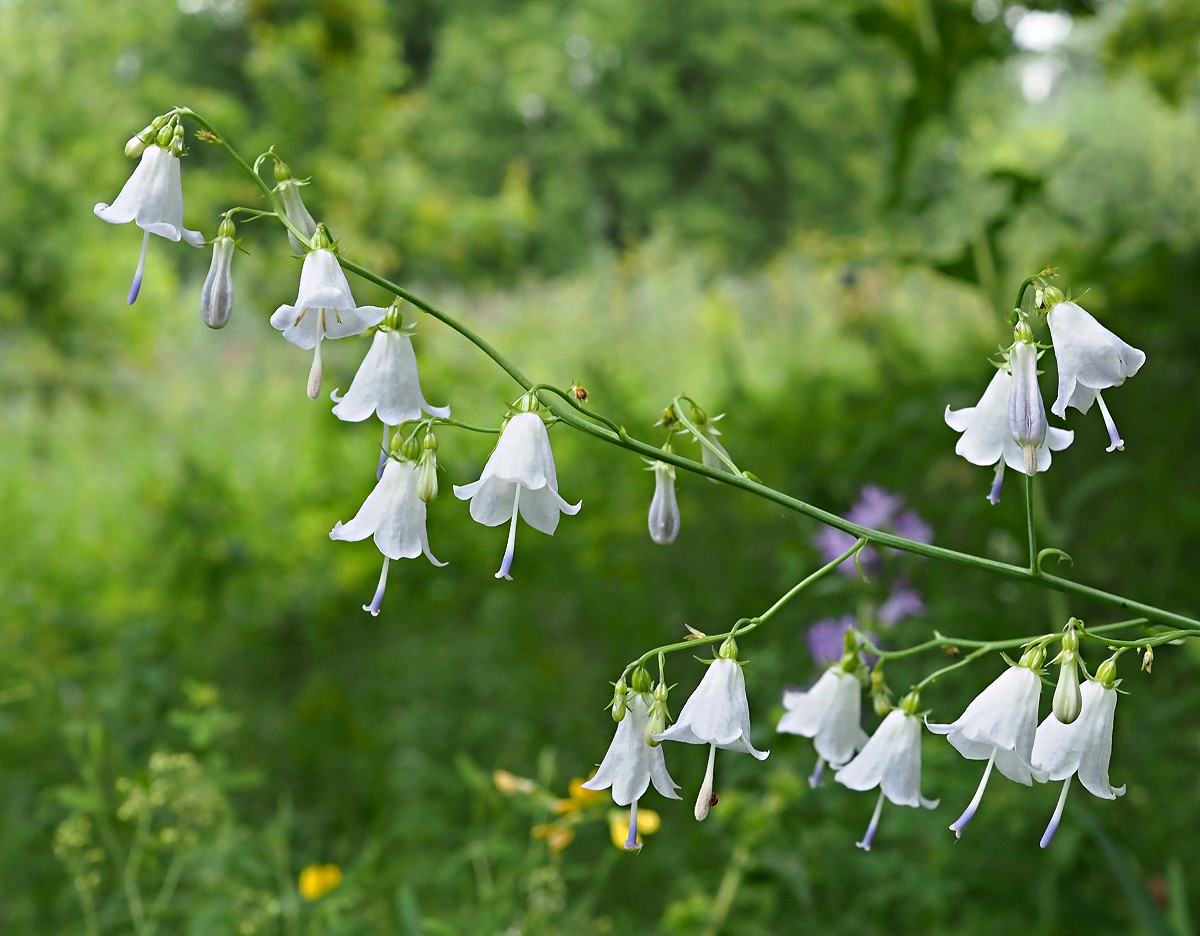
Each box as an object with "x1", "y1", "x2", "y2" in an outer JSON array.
[
  {"x1": 608, "y1": 808, "x2": 661, "y2": 851},
  {"x1": 298, "y1": 864, "x2": 342, "y2": 901},
  {"x1": 492, "y1": 769, "x2": 538, "y2": 796},
  {"x1": 531, "y1": 822, "x2": 574, "y2": 854}
]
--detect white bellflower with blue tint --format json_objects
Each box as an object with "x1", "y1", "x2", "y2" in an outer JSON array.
[
  {"x1": 1031, "y1": 667, "x2": 1124, "y2": 848},
  {"x1": 777, "y1": 665, "x2": 867, "y2": 787},
  {"x1": 834, "y1": 697, "x2": 938, "y2": 851},
  {"x1": 945, "y1": 361, "x2": 1073, "y2": 504},
  {"x1": 927, "y1": 653, "x2": 1047, "y2": 839},
  {"x1": 582, "y1": 692, "x2": 681, "y2": 850},
  {"x1": 94, "y1": 127, "x2": 205, "y2": 304},
  {"x1": 655, "y1": 651, "x2": 769, "y2": 821},
  {"x1": 270, "y1": 246, "x2": 388, "y2": 399},
  {"x1": 1046, "y1": 300, "x2": 1146, "y2": 452},
  {"x1": 331, "y1": 315, "x2": 449, "y2": 426},
  {"x1": 331, "y1": 456, "x2": 446, "y2": 616},
  {"x1": 453, "y1": 411, "x2": 580, "y2": 580}
]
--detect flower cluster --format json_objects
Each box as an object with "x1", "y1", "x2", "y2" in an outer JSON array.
[
  {"x1": 94, "y1": 115, "x2": 1156, "y2": 865},
  {"x1": 947, "y1": 287, "x2": 1144, "y2": 502}
]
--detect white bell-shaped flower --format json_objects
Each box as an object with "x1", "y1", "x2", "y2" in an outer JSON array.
[
  {"x1": 94, "y1": 133, "x2": 205, "y2": 304},
  {"x1": 1047, "y1": 301, "x2": 1146, "y2": 452},
  {"x1": 945, "y1": 365, "x2": 1073, "y2": 504},
  {"x1": 647, "y1": 461, "x2": 680, "y2": 545},
  {"x1": 655, "y1": 653, "x2": 769, "y2": 821},
  {"x1": 582, "y1": 692, "x2": 681, "y2": 850},
  {"x1": 834, "y1": 700, "x2": 938, "y2": 851},
  {"x1": 330, "y1": 457, "x2": 446, "y2": 616},
  {"x1": 269, "y1": 246, "x2": 388, "y2": 400},
  {"x1": 332, "y1": 324, "x2": 449, "y2": 425},
  {"x1": 777, "y1": 666, "x2": 867, "y2": 785},
  {"x1": 927, "y1": 659, "x2": 1047, "y2": 839},
  {"x1": 452, "y1": 411, "x2": 581, "y2": 581},
  {"x1": 1031, "y1": 675, "x2": 1124, "y2": 848}
]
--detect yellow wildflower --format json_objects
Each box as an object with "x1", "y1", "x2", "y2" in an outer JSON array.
[{"x1": 298, "y1": 864, "x2": 342, "y2": 901}]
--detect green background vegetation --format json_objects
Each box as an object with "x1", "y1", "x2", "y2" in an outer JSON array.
[{"x1": 2, "y1": 0, "x2": 1200, "y2": 933}]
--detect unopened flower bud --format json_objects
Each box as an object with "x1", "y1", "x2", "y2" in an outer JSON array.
[
  {"x1": 1008, "y1": 339, "x2": 1047, "y2": 476},
  {"x1": 609, "y1": 676, "x2": 628, "y2": 723},
  {"x1": 1017, "y1": 644, "x2": 1046, "y2": 670},
  {"x1": 400, "y1": 434, "x2": 421, "y2": 462},
  {"x1": 899, "y1": 690, "x2": 921, "y2": 716},
  {"x1": 1052, "y1": 650, "x2": 1082, "y2": 724},
  {"x1": 630, "y1": 666, "x2": 652, "y2": 694},
  {"x1": 125, "y1": 134, "x2": 148, "y2": 158},
  {"x1": 273, "y1": 159, "x2": 319, "y2": 255},
  {"x1": 155, "y1": 123, "x2": 174, "y2": 149},
  {"x1": 1095, "y1": 655, "x2": 1120, "y2": 689},
  {"x1": 717, "y1": 636, "x2": 738, "y2": 660},
  {"x1": 647, "y1": 461, "x2": 680, "y2": 545},
  {"x1": 645, "y1": 682, "x2": 670, "y2": 745},
  {"x1": 416, "y1": 431, "x2": 439, "y2": 503},
  {"x1": 200, "y1": 217, "x2": 237, "y2": 329},
  {"x1": 1141, "y1": 646, "x2": 1154, "y2": 673}
]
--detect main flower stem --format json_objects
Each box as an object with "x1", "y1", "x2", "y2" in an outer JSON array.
[{"x1": 190, "y1": 111, "x2": 1200, "y2": 632}]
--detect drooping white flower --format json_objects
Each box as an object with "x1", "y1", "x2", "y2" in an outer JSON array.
[
  {"x1": 647, "y1": 460, "x2": 680, "y2": 545},
  {"x1": 331, "y1": 320, "x2": 449, "y2": 425},
  {"x1": 777, "y1": 665, "x2": 867, "y2": 786},
  {"x1": 199, "y1": 218, "x2": 237, "y2": 329},
  {"x1": 94, "y1": 128, "x2": 205, "y2": 304},
  {"x1": 834, "y1": 698, "x2": 938, "y2": 851},
  {"x1": 945, "y1": 364, "x2": 1073, "y2": 504},
  {"x1": 654, "y1": 651, "x2": 769, "y2": 821},
  {"x1": 452, "y1": 410, "x2": 580, "y2": 580},
  {"x1": 269, "y1": 243, "x2": 388, "y2": 400},
  {"x1": 582, "y1": 691, "x2": 681, "y2": 850},
  {"x1": 1031, "y1": 672, "x2": 1124, "y2": 848},
  {"x1": 330, "y1": 456, "x2": 446, "y2": 616},
  {"x1": 926, "y1": 655, "x2": 1047, "y2": 839},
  {"x1": 1046, "y1": 300, "x2": 1146, "y2": 452}
]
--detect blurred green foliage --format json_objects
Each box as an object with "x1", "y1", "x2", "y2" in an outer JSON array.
[{"x1": 2, "y1": 0, "x2": 1200, "y2": 933}]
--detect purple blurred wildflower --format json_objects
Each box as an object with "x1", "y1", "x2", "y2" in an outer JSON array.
[
  {"x1": 806, "y1": 616, "x2": 857, "y2": 667},
  {"x1": 813, "y1": 485, "x2": 933, "y2": 578},
  {"x1": 877, "y1": 581, "x2": 926, "y2": 627}
]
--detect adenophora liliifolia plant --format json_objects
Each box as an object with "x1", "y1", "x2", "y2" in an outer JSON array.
[{"x1": 93, "y1": 107, "x2": 1200, "y2": 855}]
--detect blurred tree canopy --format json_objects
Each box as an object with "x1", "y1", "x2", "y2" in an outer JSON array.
[{"x1": 2, "y1": 0, "x2": 1200, "y2": 933}]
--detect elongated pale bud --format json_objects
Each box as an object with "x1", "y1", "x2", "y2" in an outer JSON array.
[
  {"x1": 273, "y1": 159, "x2": 318, "y2": 255},
  {"x1": 200, "y1": 217, "x2": 237, "y2": 329},
  {"x1": 647, "y1": 461, "x2": 680, "y2": 544},
  {"x1": 1008, "y1": 338, "x2": 1047, "y2": 476},
  {"x1": 1052, "y1": 629, "x2": 1081, "y2": 724},
  {"x1": 416, "y1": 431, "x2": 439, "y2": 503}
]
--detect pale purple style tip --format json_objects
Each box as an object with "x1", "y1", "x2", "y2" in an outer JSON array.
[
  {"x1": 987, "y1": 462, "x2": 1005, "y2": 505},
  {"x1": 624, "y1": 800, "x2": 643, "y2": 851},
  {"x1": 376, "y1": 423, "x2": 390, "y2": 481},
  {"x1": 363, "y1": 557, "x2": 390, "y2": 616},
  {"x1": 127, "y1": 232, "x2": 150, "y2": 304},
  {"x1": 949, "y1": 751, "x2": 996, "y2": 839},
  {"x1": 1040, "y1": 777, "x2": 1072, "y2": 849},
  {"x1": 494, "y1": 489, "x2": 520, "y2": 581},
  {"x1": 808, "y1": 758, "x2": 826, "y2": 789},
  {"x1": 857, "y1": 791, "x2": 885, "y2": 852}
]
